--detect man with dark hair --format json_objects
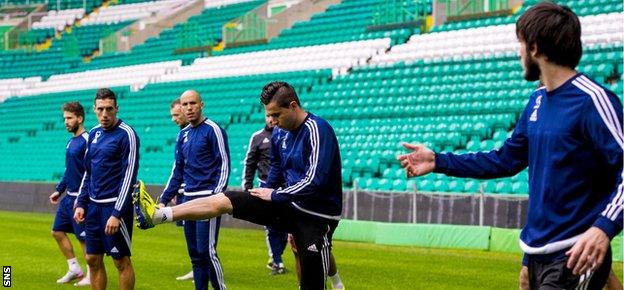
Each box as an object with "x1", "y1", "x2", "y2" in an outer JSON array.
[
  {"x1": 241, "y1": 115, "x2": 274, "y2": 194},
  {"x1": 398, "y1": 2, "x2": 622, "y2": 289},
  {"x1": 157, "y1": 90, "x2": 230, "y2": 290},
  {"x1": 74, "y1": 88, "x2": 140, "y2": 290},
  {"x1": 134, "y1": 81, "x2": 343, "y2": 289},
  {"x1": 168, "y1": 97, "x2": 194, "y2": 282},
  {"x1": 242, "y1": 115, "x2": 289, "y2": 275},
  {"x1": 49, "y1": 101, "x2": 90, "y2": 286}
]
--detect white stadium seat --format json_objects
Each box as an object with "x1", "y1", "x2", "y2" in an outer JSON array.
[{"x1": 370, "y1": 13, "x2": 624, "y2": 66}]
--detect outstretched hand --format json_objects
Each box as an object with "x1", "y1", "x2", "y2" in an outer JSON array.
[{"x1": 396, "y1": 143, "x2": 436, "y2": 178}]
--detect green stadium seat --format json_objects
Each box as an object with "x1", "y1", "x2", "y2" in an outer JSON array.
[
  {"x1": 495, "y1": 181, "x2": 512, "y2": 194},
  {"x1": 512, "y1": 182, "x2": 528, "y2": 195}
]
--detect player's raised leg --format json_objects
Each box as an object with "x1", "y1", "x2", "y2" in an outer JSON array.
[{"x1": 134, "y1": 181, "x2": 232, "y2": 229}]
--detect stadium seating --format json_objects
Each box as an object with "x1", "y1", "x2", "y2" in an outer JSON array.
[
  {"x1": 431, "y1": 0, "x2": 623, "y2": 33},
  {"x1": 79, "y1": 0, "x2": 186, "y2": 25},
  {"x1": 526, "y1": 0, "x2": 623, "y2": 16},
  {"x1": 0, "y1": 70, "x2": 330, "y2": 185},
  {"x1": 159, "y1": 38, "x2": 390, "y2": 82},
  {"x1": 2, "y1": 38, "x2": 388, "y2": 98},
  {"x1": 0, "y1": 0, "x2": 621, "y2": 196},
  {"x1": 49, "y1": 0, "x2": 104, "y2": 13},
  {"x1": 16, "y1": 60, "x2": 181, "y2": 97},
  {"x1": 372, "y1": 12, "x2": 623, "y2": 65},
  {"x1": 307, "y1": 52, "x2": 531, "y2": 193},
  {"x1": 204, "y1": 0, "x2": 257, "y2": 8},
  {"x1": 1, "y1": 0, "x2": 103, "y2": 13},
  {"x1": 60, "y1": 21, "x2": 133, "y2": 55},
  {"x1": 0, "y1": 0, "x2": 192, "y2": 79},
  {"x1": 0, "y1": 49, "x2": 82, "y2": 79},
  {"x1": 71, "y1": 0, "x2": 265, "y2": 71},
  {"x1": 118, "y1": 0, "x2": 160, "y2": 4},
  {"x1": 18, "y1": 28, "x2": 55, "y2": 46},
  {"x1": 0, "y1": 88, "x2": 128, "y2": 181},
  {"x1": 0, "y1": 11, "x2": 131, "y2": 79},
  {"x1": 0, "y1": 77, "x2": 40, "y2": 101},
  {"x1": 31, "y1": 8, "x2": 85, "y2": 30},
  {"x1": 372, "y1": 24, "x2": 518, "y2": 63},
  {"x1": 217, "y1": 0, "x2": 427, "y2": 55},
  {"x1": 580, "y1": 12, "x2": 624, "y2": 45}
]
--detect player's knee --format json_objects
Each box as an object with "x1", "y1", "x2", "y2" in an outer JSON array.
[
  {"x1": 298, "y1": 249, "x2": 322, "y2": 262},
  {"x1": 51, "y1": 230, "x2": 65, "y2": 240},
  {"x1": 189, "y1": 254, "x2": 209, "y2": 265},
  {"x1": 212, "y1": 193, "x2": 233, "y2": 214},
  {"x1": 196, "y1": 249, "x2": 210, "y2": 257},
  {"x1": 86, "y1": 255, "x2": 104, "y2": 268},
  {"x1": 113, "y1": 256, "x2": 132, "y2": 271}
]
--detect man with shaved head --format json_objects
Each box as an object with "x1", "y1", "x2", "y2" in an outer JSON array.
[{"x1": 156, "y1": 90, "x2": 230, "y2": 290}]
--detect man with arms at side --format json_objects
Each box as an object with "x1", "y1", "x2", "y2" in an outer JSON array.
[
  {"x1": 158, "y1": 90, "x2": 230, "y2": 290},
  {"x1": 398, "y1": 3, "x2": 622, "y2": 289},
  {"x1": 49, "y1": 101, "x2": 90, "y2": 287},
  {"x1": 74, "y1": 88, "x2": 140, "y2": 290}
]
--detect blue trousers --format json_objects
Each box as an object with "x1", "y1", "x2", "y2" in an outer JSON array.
[
  {"x1": 265, "y1": 226, "x2": 288, "y2": 264},
  {"x1": 184, "y1": 216, "x2": 226, "y2": 290}
]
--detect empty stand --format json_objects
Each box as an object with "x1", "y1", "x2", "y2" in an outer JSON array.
[
  {"x1": 217, "y1": 0, "x2": 426, "y2": 55},
  {"x1": 72, "y1": 0, "x2": 265, "y2": 71},
  {"x1": 159, "y1": 38, "x2": 390, "y2": 82},
  {"x1": 80, "y1": 0, "x2": 186, "y2": 25},
  {"x1": 0, "y1": 0, "x2": 621, "y2": 197},
  {"x1": 16, "y1": 61, "x2": 181, "y2": 97},
  {"x1": 372, "y1": 13, "x2": 623, "y2": 65},
  {"x1": 31, "y1": 8, "x2": 85, "y2": 30}
]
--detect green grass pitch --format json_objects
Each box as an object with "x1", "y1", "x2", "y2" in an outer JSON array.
[{"x1": 0, "y1": 210, "x2": 621, "y2": 289}]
